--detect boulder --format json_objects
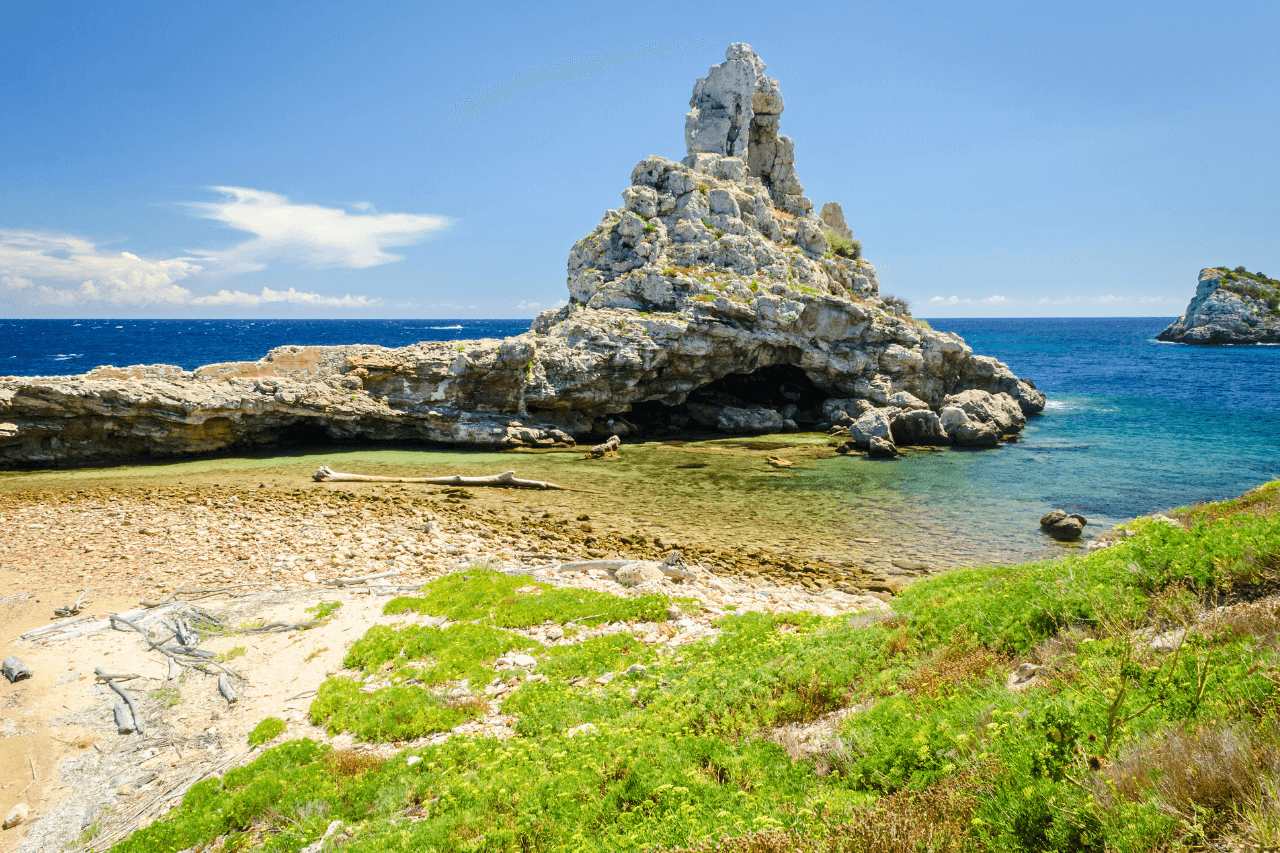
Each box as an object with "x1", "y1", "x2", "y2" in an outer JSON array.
[
  {"x1": 943, "y1": 408, "x2": 1000, "y2": 447},
  {"x1": 867, "y1": 436, "x2": 898, "y2": 459},
  {"x1": 942, "y1": 389, "x2": 1026, "y2": 434},
  {"x1": 889, "y1": 409, "x2": 950, "y2": 446},
  {"x1": 849, "y1": 408, "x2": 893, "y2": 449},
  {"x1": 885, "y1": 391, "x2": 930, "y2": 410}
]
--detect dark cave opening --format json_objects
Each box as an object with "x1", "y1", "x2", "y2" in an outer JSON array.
[
  {"x1": 270, "y1": 419, "x2": 340, "y2": 451},
  {"x1": 608, "y1": 364, "x2": 831, "y2": 437}
]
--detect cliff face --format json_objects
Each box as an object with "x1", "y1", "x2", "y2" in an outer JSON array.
[
  {"x1": 1159, "y1": 268, "x2": 1280, "y2": 344},
  {"x1": 0, "y1": 44, "x2": 1045, "y2": 469}
]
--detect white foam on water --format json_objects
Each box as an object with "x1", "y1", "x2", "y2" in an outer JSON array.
[{"x1": 430, "y1": 325, "x2": 464, "y2": 330}]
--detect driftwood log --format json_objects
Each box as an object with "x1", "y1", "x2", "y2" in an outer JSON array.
[
  {"x1": 218, "y1": 673, "x2": 238, "y2": 705},
  {"x1": 312, "y1": 466, "x2": 570, "y2": 490},
  {"x1": 54, "y1": 589, "x2": 89, "y2": 617},
  {"x1": 2, "y1": 657, "x2": 31, "y2": 683},
  {"x1": 113, "y1": 700, "x2": 136, "y2": 734},
  {"x1": 106, "y1": 678, "x2": 144, "y2": 735}
]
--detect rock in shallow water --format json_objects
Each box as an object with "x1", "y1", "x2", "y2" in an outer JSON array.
[{"x1": 1040, "y1": 509, "x2": 1087, "y2": 541}]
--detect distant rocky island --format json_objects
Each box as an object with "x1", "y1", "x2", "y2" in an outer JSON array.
[
  {"x1": 0, "y1": 44, "x2": 1044, "y2": 469},
  {"x1": 1159, "y1": 267, "x2": 1280, "y2": 344}
]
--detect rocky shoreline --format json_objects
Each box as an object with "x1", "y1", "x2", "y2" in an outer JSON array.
[
  {"x1": 1159, "y1": 266, "x2": 1280, "y2": 344},
  {"x1": 0, "y1": 44, "x2": 1042, "y2": 470}
]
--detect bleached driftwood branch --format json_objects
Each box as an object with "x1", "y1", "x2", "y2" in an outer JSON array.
[{"x1": 312, "y1": 466, "x2": 570, "y2": 490}]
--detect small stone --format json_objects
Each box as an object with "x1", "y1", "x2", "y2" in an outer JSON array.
[
  {"x1": 1007, "y1": 663, "x2": 1043, "y2": 691},
  {"x1": 624, "y1": 664, "x2": 647, "y2": 677},
  {"x1": 595, "y1": 672, "x2": 616, "y2": 685},
  {"x1": 545, "y1": 625, "x2": 564, "y2": 641},
  {"x1": 302, "y1": 571, "x2": 318, "y2": 583},
  {"x1": 405, "y1": 755, "x2": 422, "y2": 766},
  {"x1": 3, "y1": 803, "x2": 29, "y2": 829},
  {"x1": 615, "y1": 562, "x2": 664, "y2": 587}
]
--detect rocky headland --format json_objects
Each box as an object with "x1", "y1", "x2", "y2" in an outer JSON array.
[
  {"x1": 1158, "y1": 266, "x2": 1280, "y2": 344},
  {"x1": 0, "y1": 44, "x2": 1043, "y2": 470}
]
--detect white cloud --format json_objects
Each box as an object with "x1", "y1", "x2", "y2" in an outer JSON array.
[
  {"x1": 981, "y1": 295, "x2": 1011, "y2": 305},
  {"x1": 186, "y1": 187, "x2": 451, "y2": 273},
  {"x1": 1139, "y1": 295, "x2": 1170, "y2": 304},
  {"x1": 1, "y1": 228, "x2": 386, "y2": 310},
  {"x1": 1092, "y1": 294, "x2": 1122, "y2": 303},
  {"x1": 0, "y1": 229, "x2": 198, "y2": 305},
  {"x1": 190, "y1": 287, "x2": 382, "y2": 308}
]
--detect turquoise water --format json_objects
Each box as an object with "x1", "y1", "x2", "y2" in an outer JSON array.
[{"x1": 798, "y1": 318, "x2": 1280, "y2": 566}]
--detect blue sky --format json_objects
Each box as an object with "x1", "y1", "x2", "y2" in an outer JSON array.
[{"x1": 1, "y1": 0, "x2": 1277, "y2": 319}]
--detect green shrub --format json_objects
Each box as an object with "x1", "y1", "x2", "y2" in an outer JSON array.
[
  {"x1": 248, "y1": 716, "x2": 287, "y2": 747},
  {"x1": 822, "y1": 229, "x2": 862, "y2": 260},
  {"x1": 309, "y1": 677, "x2": 476, "y2": 741}
]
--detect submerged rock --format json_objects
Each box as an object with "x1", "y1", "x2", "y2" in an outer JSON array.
[
  {"x1": 0, "y1": 43, "x2": 1044, "y2": 470},
  {"x1": 1159, "y1": 267, "x2": 1280, "y2": 345}
]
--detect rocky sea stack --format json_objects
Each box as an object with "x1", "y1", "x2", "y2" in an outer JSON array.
[
  {"x1": 0, "y1": 44, "x2": 1044, "y2": 469},
  {"x1": 1159, "y1": 267, "x2": 1280, "y2": 344}
]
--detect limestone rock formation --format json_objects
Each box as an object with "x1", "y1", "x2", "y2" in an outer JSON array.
[
  {"x1": 1158, "y1": 267, "x2": 1280, "y2": 344},
  {"x1": 0, "y1": 43, "x2": 1045, "y2": 469}
]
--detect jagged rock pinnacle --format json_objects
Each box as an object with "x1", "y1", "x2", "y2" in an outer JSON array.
[{"x1": 683, "y1": 44, "x2": 809, "y2": 218}]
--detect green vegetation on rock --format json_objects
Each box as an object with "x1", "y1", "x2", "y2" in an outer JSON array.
[
  {"x1": 113, "y1": 483, "x2": 1280, "y2": 853},
  {"x1": 821, "y1": 229, "x2": 861, "y2": 260},
  {"x1": 1218, "y1": 266, "x2": 1280, "y2": 313}
]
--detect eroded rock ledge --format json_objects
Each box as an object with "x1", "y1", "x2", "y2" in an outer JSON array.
[
  {"x1": 1158, "y1": 267, "x2": 1280, "y2": 345},
  {"x1": 0, "y1": 44, "x2": 1043, "y2": 469}
]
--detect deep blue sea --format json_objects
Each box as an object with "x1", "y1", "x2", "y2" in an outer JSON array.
[
  {"x1": 1, "y1": 317, "x2": 1277, "y2": 561},
  {"x1": 0, "y1": 319, "x2": 534, "y2": 375}
]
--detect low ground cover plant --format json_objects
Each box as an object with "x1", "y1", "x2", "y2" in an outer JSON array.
[
  {"x1": 385, "y1": 568, "x2": 679, "y2": 627},
  {"x1": 114, "y1": 482, "x2": 1280, "y2": 852}
]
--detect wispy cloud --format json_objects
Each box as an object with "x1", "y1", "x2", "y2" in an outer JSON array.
[
  {"x1": 930, "y1": 294, "x2": 1013, "y2": 306},
  {"x1": 0, "y1": 229, "x2": 198, "y2": 306},
  {"x1": 186, "y1": 187, "x2": 451, "y2": 274},
  {"x1": 190, "y1": 287, "x2": 382, "y2": 308},
  {"x1": 449, "y1": 41, "x2": 712, "y2": 124}
]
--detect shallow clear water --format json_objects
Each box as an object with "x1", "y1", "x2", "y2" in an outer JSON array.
[{"x1": 796, "y1": 317, "x2": 1280, "y2": 566}]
